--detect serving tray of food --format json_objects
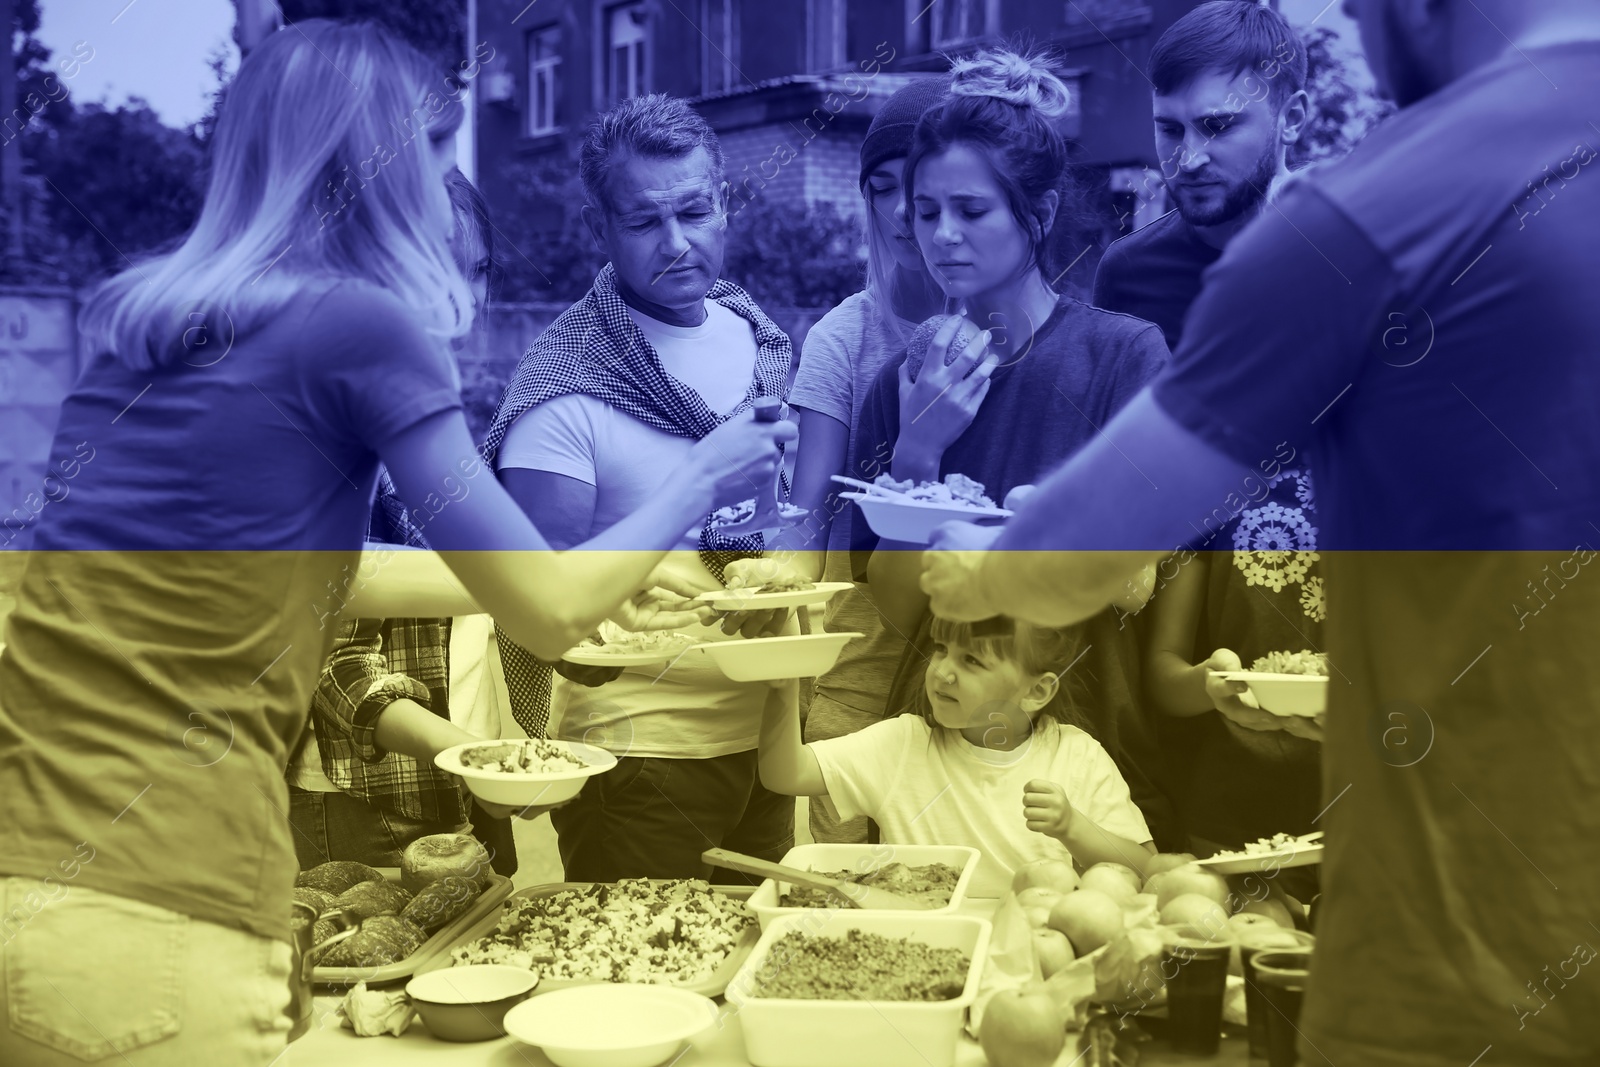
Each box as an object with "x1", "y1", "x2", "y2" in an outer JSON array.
[
  {"x1": 440, "y1": 878, "x2": 761, "y2": 998},
  {"x1": 294, "y1": 836, "x2": 516, "y2": 986}
]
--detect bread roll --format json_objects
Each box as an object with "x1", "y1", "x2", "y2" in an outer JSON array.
[{"x1": 400, "y1": 833, "x2": 494, "y2": 894}]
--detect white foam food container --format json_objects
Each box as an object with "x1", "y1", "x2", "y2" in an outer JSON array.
[
  {"x1": 724, "y1": 912, "x2": 991, "y2": 1067},
  {"x1": 843, "y1": 492, "x2": 1010, "y2": 546},
  {"x1": 746, "y1": 844, "x2": 980, "y2": 931}
]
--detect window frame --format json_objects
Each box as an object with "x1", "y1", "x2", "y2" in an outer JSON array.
[{"x1": 525, "y1": 23, "x2": 562, "y2": 136}]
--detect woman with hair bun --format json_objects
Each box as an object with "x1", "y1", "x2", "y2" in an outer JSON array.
[{"x1": 847, "y1": 48, "x2": 1185, "y2": 851}]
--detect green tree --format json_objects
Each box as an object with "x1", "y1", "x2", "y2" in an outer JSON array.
[
  {"x1": 1294, "y1": 26, "x2": 1395, "y2": 164},
  {"x1": 722, "y1": 197, "x2": 866, "y2": 311},
  {"x1": 277, "y1": 0, "x2": 465, "y2": 70},
  {"x1": 21, "y1": 101, "x2": 205, "y2": 284},
  {"x1": 493, "y1": 147, "x2": 606, "y2": 303}
]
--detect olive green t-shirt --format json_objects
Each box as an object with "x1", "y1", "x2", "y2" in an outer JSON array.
[{"x1": 0, "y1": 279, "x2": 463, "y2": 941}]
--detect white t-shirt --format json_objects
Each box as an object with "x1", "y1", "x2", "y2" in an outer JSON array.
[
  {"x1": 811, "y1": 715, "x2": 1153, "y2": 896},
  {"x1": 496, "y1": 299, "x2": 770, "y2": 758}
]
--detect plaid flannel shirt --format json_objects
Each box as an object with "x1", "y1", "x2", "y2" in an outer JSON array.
[{"x1": 306, "y1": 614, "x2": 472, "y2": 825}]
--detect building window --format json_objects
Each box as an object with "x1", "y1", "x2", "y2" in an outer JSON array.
[
  {"x1": 701, "y1": 0, "x2": 739, "y2": 95},
  {"x1": 526, "y1": 25, "x2": 561, "y2": 135},
  {"x1": 928, "y1": 0, "x2": 995, "y2": 48},
  {"x1": 606, "y1": 2, "x2": 648, "y2": 103}
]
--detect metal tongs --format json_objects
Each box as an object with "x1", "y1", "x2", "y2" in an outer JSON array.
[{"x1": 711, "y1": 397, "x2": 790, "y2": 538}]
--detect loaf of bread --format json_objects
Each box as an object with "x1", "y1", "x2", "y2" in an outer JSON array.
[
  {"x1": 400, "y1": 875, "x2": 482, "y2": 933},
  {"x1": 320, "y1": 915, "x2": 427, "y2": 968},
  {"x1": 293, "y1": 886, "x2": 340, "y2": 917},
  {"x1": 296, "y1": 860, "x2": 385, "y2": 896},
  {"x1": 400, "y1": 833, "x2": 494, "y2": 894},
  {"x1": 333, "y1": 879, "x2": 413, "y2": 922}
]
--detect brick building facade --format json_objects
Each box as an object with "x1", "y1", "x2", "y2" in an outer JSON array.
[{"x1": 470, "y1": 0, "x2": 1210, "y2": 248}]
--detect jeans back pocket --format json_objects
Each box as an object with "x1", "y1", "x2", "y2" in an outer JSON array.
[{"x1": 4, "y1": 879, "x2": 185, "y2": 1062}]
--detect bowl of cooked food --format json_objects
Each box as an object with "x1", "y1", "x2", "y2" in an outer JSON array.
[
  {"x1": 841, "y1": 473, "x2": 1011, "y2": 545},
  {"x1": 405, "y1": 965, "x2": 540, "y2": 1042},
  {"x1": 435, "y1": 738, "x2": 616, "y2": 807},
  {"x1": 1213, "y1": 650, "x2": 1330, "y2": 717},
  {"x1": 685, "y1": 632, "x2": 863, "y2": 682},
  {"x1": 503, "y1": 983, "x2": 720, "y2": 1067},
  {"x1": 747, "y1": 844, "x2": 981, "y2": 930},
  {"x1": 725, "y1": 912, "x2": 991, "y2": 1067},
  {"x1": 709, "y1": 499, "x2": 810, "y2": 529},
  {"x1": 695, "y1": 579, "x2": 853, "y2": 612},
  {"x1": 562, "y1": 620, "x2": 696, "y2": 668}
]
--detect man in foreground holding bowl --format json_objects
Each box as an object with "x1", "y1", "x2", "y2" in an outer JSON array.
[{"x1": 923, "y1": 1, "x2": 1600, "y2": 1063}]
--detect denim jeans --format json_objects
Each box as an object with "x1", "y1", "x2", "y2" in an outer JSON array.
[
  {"x1": 0, "y1": 877, "x2": 292, "y2": 1065},
  {"x1": 551, "y1": 749, "x2": 795, "y2": 883},
  {"x1": 287, "y1": 787, "x2": 473, "y2": 870}
]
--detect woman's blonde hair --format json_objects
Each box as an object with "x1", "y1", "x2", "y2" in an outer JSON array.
[
  {"x1": 78, "y1": 19, "x2": 472, "y2": 370},
  {"x1": 862, "y1": 195, "x2": 945, "y2": 344}
]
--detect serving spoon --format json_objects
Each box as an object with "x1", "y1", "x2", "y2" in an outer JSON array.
[{"x1": 701, "y1": 848, "x2": 931, "y2": 911}]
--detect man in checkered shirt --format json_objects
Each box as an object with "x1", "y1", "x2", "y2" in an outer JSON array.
[{"x1": 482, "y1": 95, "x2": 798, "y2": 882}]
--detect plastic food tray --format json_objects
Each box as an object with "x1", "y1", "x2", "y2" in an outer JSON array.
[
  {"x1": 725, "y1": 911, "x2": 992, "y2": 1067},
  {"x1": 311, "y1": 869, "x2": 514, "y2": 986},
  {"x1": 747, "y1": 844, "x2": 981, "y2": 930},
  {"x1": 429, "y1": 881, "x2": 760, "y2": 998}
]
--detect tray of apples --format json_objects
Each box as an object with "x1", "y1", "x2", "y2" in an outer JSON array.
[{"x1": 973, "y1": 853, "x2": 1311, "y2": 1067}]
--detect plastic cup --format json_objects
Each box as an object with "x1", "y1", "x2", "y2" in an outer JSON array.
[
  {"x1": 1240, "y1": 930, "x2": 1315, "y2": 1058},
  {"x1": 1252, "y1": 949, "x2": 1313, "y2": 1067},
  {"x1": 1161, "y1": 927, "x2": 1232, "y2": 1055}
]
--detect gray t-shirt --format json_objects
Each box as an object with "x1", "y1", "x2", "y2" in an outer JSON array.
[{"x1": 788, "y1": 289, "x2": 908, "y2": 718}]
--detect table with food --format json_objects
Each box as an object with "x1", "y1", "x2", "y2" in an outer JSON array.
[{"x1": 281, "y1": 829, "x2": 1321, "y2": 1067}]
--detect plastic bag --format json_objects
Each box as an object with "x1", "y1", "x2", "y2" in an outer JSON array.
[{"x1": 336, "y1": 981, "x2": 415, "y2": 1038}]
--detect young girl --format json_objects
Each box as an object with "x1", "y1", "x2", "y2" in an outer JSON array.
[
  {"x1": 0, "y1": 22, "x2": 786, "y2": 1065},
  {"x1": 848, "y1": 49, "x2": 1181, "y2": 848},
  {"x1": 759, "y1": 616, "x2": 1155, "y2": 896},
  {"x1": 767, "y1": 77, "x2": 948, "y2": 843}
]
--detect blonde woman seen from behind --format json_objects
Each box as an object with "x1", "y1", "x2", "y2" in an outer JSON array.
[{"x1": 0, "y1": 21, "x2": 789, "y2": 1067}]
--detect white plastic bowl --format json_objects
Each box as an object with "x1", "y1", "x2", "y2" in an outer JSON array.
[
  {"x1": 846, "y1": 493, "x2": 1010, "y2": 546},
  {"x1": 747, "y1": 844, "x2": 980, "y2": 930},
  {"x1": 1214, "y1": 672, "x2": 1328, "y2": 717},
  {"x1": 434, "y1": 740, "x2": 617, "y2": 807},
  {"x1": 725, "y1": 912, "x2": 991, "y2": 1067},
  {"x1": 502, "y1": 984, "x2": 719, "y2": 1067},
  {"x1": 686, "y1": 633, "x2": 862, "y2": 682}
]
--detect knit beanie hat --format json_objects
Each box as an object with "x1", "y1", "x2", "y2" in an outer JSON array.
[{"x1": 858, "y1": 74, "x2": 953, "y2": 188}]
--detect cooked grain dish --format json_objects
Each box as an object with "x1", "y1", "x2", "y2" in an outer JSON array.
[
  {"x1": 755, "y1": 574, "x2": 817, "y2": 594},
  {"x1": 457, "y1": 739, "x2": 586, "y2": 775},
  {"x1": 872, "y1": 473, "x2": 996, "y2": 509},
  {"x1": 778, "y1": 861, "x2": 961, "y2": 909},
  {"x1": 1210, "y1": 832, "x2": 1319, "y2": 858},
  {"x1": 450, "y1": 878, "x2": 754, "y2": 985},
  {"x1": 749, "y1": 930, "x2": 969, "y2": 1001},
  {"x1": 1251, "y1": 650, "x2": 1329, "y2": 676},
  {"x1": 710, "y1": 500, "x2": 808, "y2": 526}
]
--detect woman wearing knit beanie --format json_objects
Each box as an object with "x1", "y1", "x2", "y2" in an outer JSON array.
[{"x1": 765, "y1": 76, "x2": 948, "y2": 843}]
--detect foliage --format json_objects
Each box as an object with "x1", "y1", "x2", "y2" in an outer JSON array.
[
  {"x1": 722, "y1": 196, "x2": 865, "y2": 311},
  {"x1": 278, "y1": 0, "x2": 466, "y2": 71},
  {"x1": 492, "y1": 147, "x2": 606, "y2": 303},
  {"x1": 17, "y1": 102, "x2": 206, "y2": 286},
  {"x1": 1293, "y1": 26, "x2": 1396, "y2": 165}
]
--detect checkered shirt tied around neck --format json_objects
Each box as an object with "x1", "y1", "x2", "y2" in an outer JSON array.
[{"x1": 479, "y1": 262, "x2": 794, "y2": 737}]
